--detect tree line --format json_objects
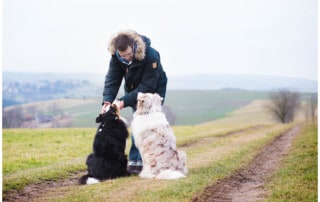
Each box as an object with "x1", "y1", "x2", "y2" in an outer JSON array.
[
  {"x1": 3, "y1": 102, "x2": 72, "y2": 128},
  {"x1": 266, "y1": 89, "x2": 317, "y2": 123}
]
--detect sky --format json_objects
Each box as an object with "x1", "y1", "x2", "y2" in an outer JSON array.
[{"x1": 3, "y1": 0, "x2": 318, "y2": 80}]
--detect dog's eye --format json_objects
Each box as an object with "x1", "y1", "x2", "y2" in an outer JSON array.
[{"x1": 138, "y1": 99, "x2": 145, "y2": 104}]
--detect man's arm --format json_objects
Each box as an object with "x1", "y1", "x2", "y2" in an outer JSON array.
[
  {"x1": 101, "y1": 58, "x2": 124, "y2": 112},
  {"x1": 102, "y1": 58, "x2": 124, "y2": 103}
]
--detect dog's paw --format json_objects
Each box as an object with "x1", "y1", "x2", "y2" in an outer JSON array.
[
  {"x1": 86, "y1": 177, "x2": 100, "y2": 185},
  {"x1": 156, "y1": 170, "x2": 186, "y2": 180},
  {"x1": 139, "y1": 170, "x2": 155, "y2": 179}
]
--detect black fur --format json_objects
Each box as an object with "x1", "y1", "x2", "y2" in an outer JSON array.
[{"x1": 79, "y1": 105, "x2": 130, "y2": 184}]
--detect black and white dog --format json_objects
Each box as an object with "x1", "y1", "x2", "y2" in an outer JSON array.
[{"x1": 79, "y1": 104, "x2": 130, "y2": 185}]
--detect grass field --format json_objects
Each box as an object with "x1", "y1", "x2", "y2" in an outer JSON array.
[
  {"x1": 164, "y1": 90, "x2": 268, "y2": 125},
  {"x1": 3, "y1": 90, "x2": 269, "y2": 128},
  {"x1": 2, "y1": 98, "x2": 317, "y2": 201}
]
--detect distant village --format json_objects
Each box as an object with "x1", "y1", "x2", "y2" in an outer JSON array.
[{"x1": 3, "y1": 79, "x2": 91, "y2": 107}]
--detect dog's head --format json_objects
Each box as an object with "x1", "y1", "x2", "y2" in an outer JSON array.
[
  {"x1": 136, "y1": 93, "x2": 163, "y2": 115},
  {"x1": 96, "y1": 104, "x2": 120, "y2": 123}
]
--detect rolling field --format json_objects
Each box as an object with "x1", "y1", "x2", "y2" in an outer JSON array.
[
  {"x1": 4, "y1": 90, "x2": 315, "y2": 128},
  {"x1": 3, "y1": 90, "x2": 269, "y2": 128},
  {"x1": 3, "y1": 99, "x2": 317, "y2": 201},
  {"x1": 163, "y1": 90, "x2": 267, "y2": 125},
  {"x1": 67, "y1": 90, "x2": 312, "y2": 126}
]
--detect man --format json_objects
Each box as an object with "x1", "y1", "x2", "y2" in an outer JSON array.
[{"x1": 101, "y1": 30, "x2": 168, "y2": 174}]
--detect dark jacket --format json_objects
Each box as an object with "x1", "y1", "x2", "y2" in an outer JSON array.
[{"x1": 103, "y1": 30, "x2": 167, "y2": 109}]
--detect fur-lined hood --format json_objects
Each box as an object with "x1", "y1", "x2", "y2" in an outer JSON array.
[{"x1": 108, "y1": 30, "x2": 150, "y2": 61}]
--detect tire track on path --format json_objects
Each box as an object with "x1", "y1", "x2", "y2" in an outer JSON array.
[{"x1": 192, "y1": 125, "x2": 301, "y2": 202}]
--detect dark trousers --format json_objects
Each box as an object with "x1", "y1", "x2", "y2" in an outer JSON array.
[{"x1": 128, "y1": 134, "x2": 142, "y2": 166}]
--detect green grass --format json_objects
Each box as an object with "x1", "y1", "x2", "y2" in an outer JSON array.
[
  {"x1": 2, "y1": 128, "x2": 96, "y2": 192},
  {"x1": 165, "y1": 90, "x2": 268, "y2": 125},
  {"x1": 265, "y1": 124, "x2": 318, "y2": 201},
  {"x1": 3, "y1": 129, "x2": 95, "y2": 174}
]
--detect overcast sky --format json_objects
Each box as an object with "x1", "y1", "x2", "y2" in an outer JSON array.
[{"x1": 3, "y1": 0, "x2": 318, "y2": 80}]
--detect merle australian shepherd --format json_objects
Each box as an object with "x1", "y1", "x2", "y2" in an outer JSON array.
[{"x1": 79, "y1": 104, "x2": 130, "y2": 185}]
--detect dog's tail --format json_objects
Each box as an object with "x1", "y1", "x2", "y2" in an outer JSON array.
[
  {"x1": 156, "y1": 170, "x2": 186, "y2": 180},
  {"x1": 78, "y1": 174, "x2": 100, "y2": 185},
  {"x1": 178, "y1": 150, "x2": 188, "y2": 174}
]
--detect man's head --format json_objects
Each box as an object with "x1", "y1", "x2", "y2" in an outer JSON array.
[
  {"x1": 108, "y1": 30, "x2": 146, "y2": 62},
  {"x1": 114, "y1": 34, "x2": 134, "y2": 62}
]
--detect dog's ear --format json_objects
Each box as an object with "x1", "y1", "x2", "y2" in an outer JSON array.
[
  {"x1": 96, "y1": 114, "x2": 103, "y2": 123},
  {"x1": 137, "y1": 92, "x2": 144, "y2": 99},
  {"x1": 153, "y1": 93, "x2": 163, "y2": 102}
]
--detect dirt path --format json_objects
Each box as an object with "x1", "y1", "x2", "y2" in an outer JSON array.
[
  {"x1": 3, "y1": 171, "x2": 85, "y2": 202},
  {"x1": 192, "y1": 125, "x2": 301, "y2": 202}
]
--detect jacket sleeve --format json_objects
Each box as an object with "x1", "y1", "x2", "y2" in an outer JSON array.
[
  {"x1": 102, "y1": 58, "x2": 124, "y2": 104},
  {"x1": 121, "y1": 59, "x2": 161, "y2": 107}
]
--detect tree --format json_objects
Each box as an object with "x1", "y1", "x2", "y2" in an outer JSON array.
[
  {"x1": 305, "y1": 93, "x2": 318, "y2": 123},
  {"x1": 266, "y1": 89, "x2": 300, "y2": 123},
  {"x1": 3, "y1": 106, "x2": 24, "y2": 128}
]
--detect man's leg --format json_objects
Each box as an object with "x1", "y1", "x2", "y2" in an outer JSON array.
[{"x1": 128, "y1": 134, "x2": 143, "y2": 174}]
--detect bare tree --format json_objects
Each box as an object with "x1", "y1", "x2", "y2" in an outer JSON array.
[
  {"x1": 306, "y1": 93, "x2": 318, "y2": 123},
  {"x1": 266, "y1": 89, "x2": 300, "y2": 123},
  {"x1": 3, "y1": 106, "x2": 24, "y2": 128}
]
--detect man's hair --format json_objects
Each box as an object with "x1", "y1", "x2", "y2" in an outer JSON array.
[{"x1": 114, "y1": 34, "x2": 134, "y2": 51}]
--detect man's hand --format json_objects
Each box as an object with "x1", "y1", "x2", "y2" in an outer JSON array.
[{"x1": 101, "y1": 101, "x2": 111, "y2": 113}]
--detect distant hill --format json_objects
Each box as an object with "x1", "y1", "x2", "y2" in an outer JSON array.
[
  {"x1": 3, "y1": 71, "x2": 105, "y2": 84},
  {"x1": 2, "y1": 71, "x2": 317, "y2": 107},
  {"x1": 168, "y1": 74, "x2": 317, "y2": 92},
  {"x1": 3, "y1": 72, "x2": 104, "y2": 107},
  {"x1": 4, "y1": 71, "x2": 317, "y2": 91}
]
